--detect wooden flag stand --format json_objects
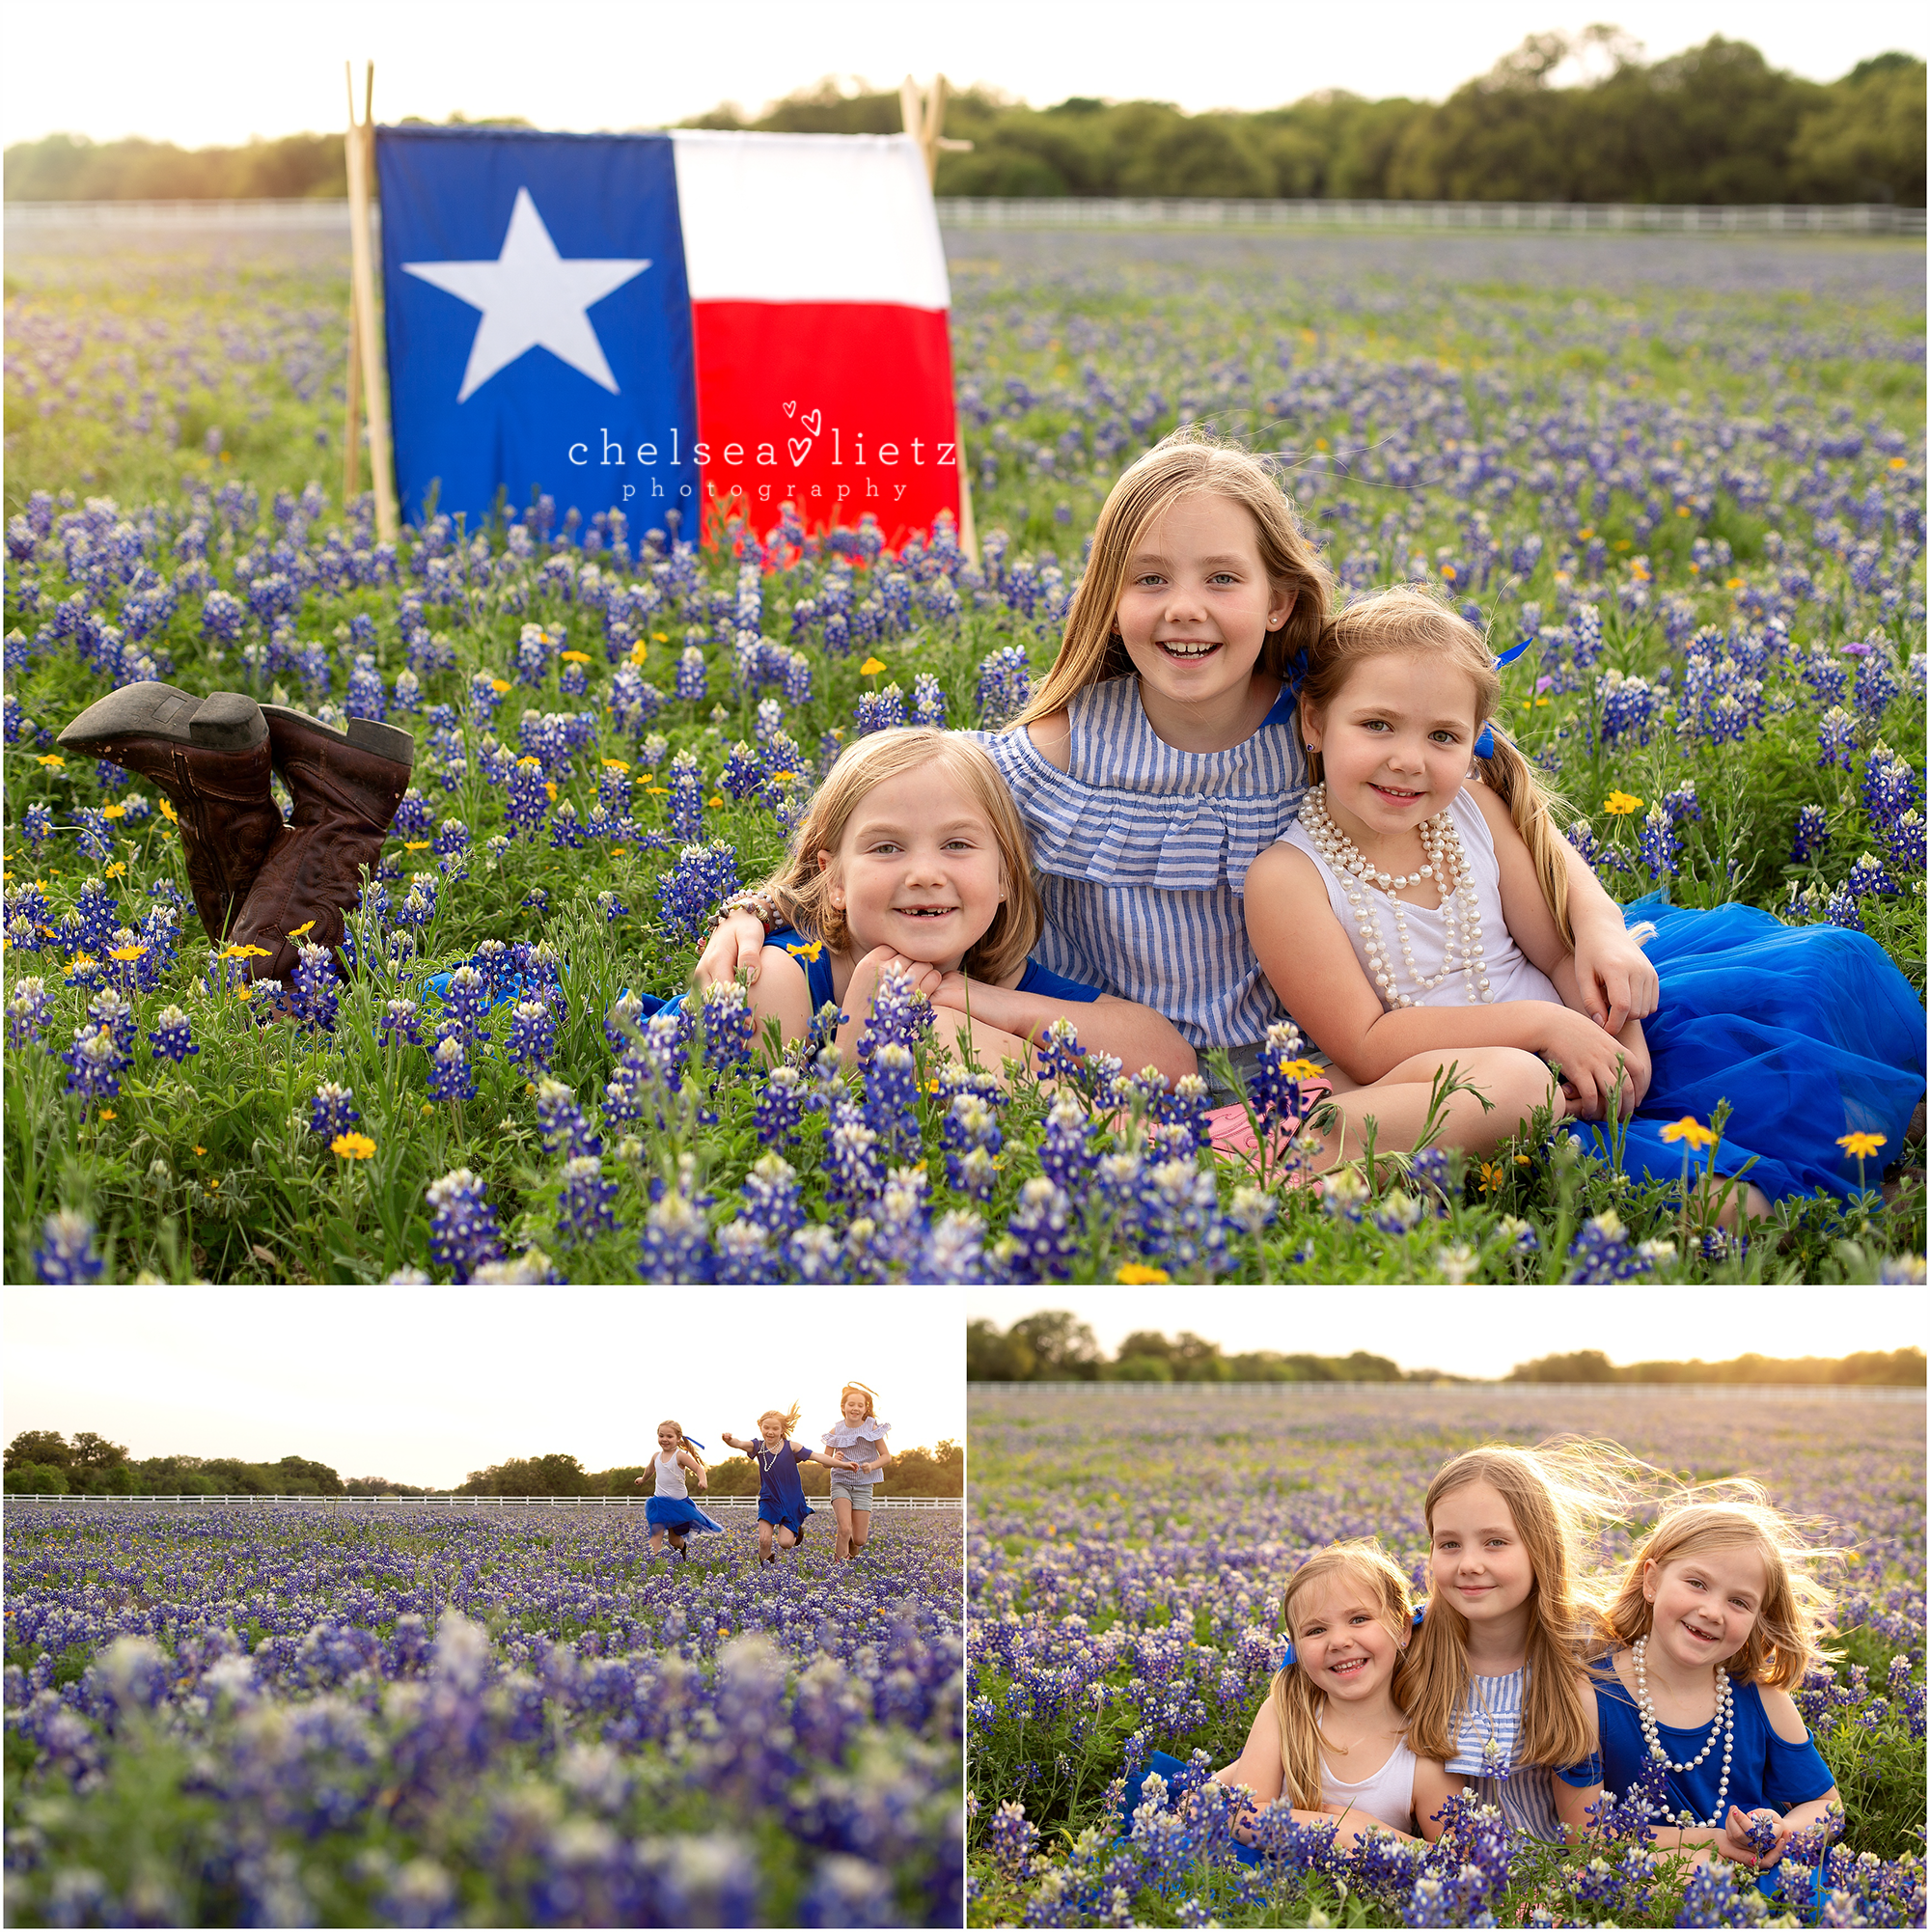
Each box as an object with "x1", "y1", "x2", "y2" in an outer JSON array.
[
  {"x1": 900, "y1": 75, "x2": 977, "y2": 562},
  {"x1": 345, "y1": 62, "x2": 399, "y2": 543}
]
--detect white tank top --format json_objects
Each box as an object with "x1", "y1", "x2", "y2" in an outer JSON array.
[
  {"x1": 1321, "y1": 1736, "x2": 1418, "y2": 1835},
  {"x1": 653, "y1": 1449, "x2": 688, "y2": 1500},
  {"x1": 1282, "y1": 783, "x2": 1562, "y2": 1008}
]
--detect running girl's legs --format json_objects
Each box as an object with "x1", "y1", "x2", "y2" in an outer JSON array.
[
  {"x1": 758, "y1": 1518, "x2": 775, "y2": 1561},
  {"x1": 846, "y1": 1504, "x2": 873, "y2": 1556},
  {"x1": 775, "y1": 1525, "x2": 797, "y2": 1552},
  {"x1": 831, "y1": 1493, "x2": 855, "y2": 1560}
]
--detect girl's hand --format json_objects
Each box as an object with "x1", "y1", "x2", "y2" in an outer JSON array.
[
  {"x1": 1723, "y1": 1807, "x2": 1790, "y2": 1868},
  {"x1": 1571, "y1": 923, "x2": 1660, "y2": 1033},
  {"x1": 1542, "y1": 1008, "x2": 1640, "y2": 1119},
  {"x1": 695, "y1": 911, "x2": 769, "y2": 989},
  {"x1": 844, "y1": 948, "x2": 943, "y2": 1030}
]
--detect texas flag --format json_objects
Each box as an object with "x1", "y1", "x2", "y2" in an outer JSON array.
[{"x1": 375, "y1": 125, "x2": 960, "y2": 545}]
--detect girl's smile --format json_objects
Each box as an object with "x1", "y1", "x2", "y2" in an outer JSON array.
[
  {"x1": 1430, "y1": 1479, "x2": 1535, "y2": 1625},
  {"x1": 1643, "y1": 1550, "x2": 1765, "y2": 1674},
  {"x1": 1290, "y1": 1574, "x2": 1404, "y2": 1702}
]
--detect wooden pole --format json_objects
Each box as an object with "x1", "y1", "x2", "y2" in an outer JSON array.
[
  {"x1": 343, "y1": 297, "x2": 362, "y2": 504},
  {"x1": 345, "y1": 61, "x2": 398, "y2": 543},
  {"x1": 903, "y1": 76, "x2": 977, "y2": 561}
]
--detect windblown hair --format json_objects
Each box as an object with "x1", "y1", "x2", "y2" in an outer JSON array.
[
  {"x1": 1265, "y1": 1539, "x2": 1419, "y2": 1811},
  {"x1": 755, "y1": 728, "x2": 1041, "y2": 983},
  {"x1": 840, "y1": 1382, "x2": 879, "y2": 1421},
  {"x1": 758, "y1": 1402, "x2": 805, "y2": 1439},
  {"x1": 656, "y1": 1419, "x2": 705, "y2": 1479},
  {"x1": 1013, "y1": 425, "x2": 1334, "y2": 728},
  {"x1": 1405, "y1": 1439, "x2": 1641, "y2": 1769},
  {"x1": 1597, "y1": 1483, "x2": 1840, "y2": 1692},
  {"x1": 1301, "y1": 584, "x2": 1577, "y2": 949}
]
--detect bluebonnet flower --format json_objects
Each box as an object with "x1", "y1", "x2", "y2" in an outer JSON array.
[
  {"x1": 1001, "y1": 1177, "x2": 1079, "y2": 1283},
  {"x1": 83, "y1": 990, "x2": 136, "y2": 1055},
  {"x1": 714, "y1": 1217, "x2": 778, "y2": 1284},
  {"x1": 62, "y1": 1023, "x2": 128, "y2": 1107},
  {"x1": 668, "y1": 752, "x2": 704, "y2": 843},
  {"x1": 753, "y1": 1065, "x2": 808, "y2": 1145},
  {"x1": 22, "y1": 801, "x2": 53, "y2": 850},
  {"x1": 35, "y1": 1209, "x2": 104, "y2": 1284},
  {"x1": 379, "y1": 997, "x2": 423, "y2": 1050},
  {"x1": 944, "y1": 1091, "x2": 1003, "y2": 1200},
  {"x1": 1817, "y1": 706, "x2": 1858, "y2": 772},
  {"x1": 346, "y1": 652, "x2": 385, "y2": 718},
  {"x1": 786, "y1": 1224, "x2": 842, "y2": 1283},
  {"x1": 864, "y1": 1041, "x2": 923, "y2": 1159},
  {"x1": 427, "y1": 1030, "x2": 476, "y2": 1104},
  {"x1": 521, "y1": 887, "x2": 549, "y2": 913},
  {"x1": 426, "y1": 1169, "x2": 505, "y2": 1281},
  {"x1": 739, "y1": 1152, "x2": 804, "y2": 1239},
  {"x1": 438, "y1": 964, "x2": 490, "y2": 1045},
  {"x1": 1250, "y1": 1020, "x2": 1318, "y2": 1138},
  {"x1": 200, "y1": 589, "x2": 243, "y2": 642},
  {"x1": 74, "y1": 807, "x2": 114, "y2": 863},
  {"x1": 1638, "y1": 805, "x2": 1678, "y2": 878},
  {"x1": 976, "y1": 645, "x2": 1031, "y2": 728},
  {"x1": 8, "y1": 977, "x2": 52, "y2": 1046},
  {"x1": 639, "y1": 1188, "x2": 712, "y2": 1283},
  {"x1": 1565, "y1": 1209, "x2": 1653, "y2": 1283},
  {"x1": 290, "y1": 942, "x2": 340, "y2": 1031},
  {"x1": 309, "y1": 1081, "x2": 360, "y2": 1139},
  {"x1": 1037, "y1": 1091, "x2": 1093, "y2": 1190},
  {"x1": 503, "y1": 999, "x2": 557, "y2": 1072},
  {"x1": 506, "y1": 758, "x2": 549, "y2": 838},
  {"x1": 392, "y1": 787, "x2": 433, "y2": 840},
  {"x1": 1884, "y1": 810, "x2": 1925, "y2": 873},
  {"x1": 555, "y1": 1156, "x2": 620, "y2": 1246},
  {"x1": 468, "y1": 668, "x2": 504, "y2": 725},
  {"x1": 825, "y1": 1097, "x2": 885, "y2": 1213},
  {"x1": 1792, "y1": 803, "x2": 1831, "y2": 863},
  {"x1": 1861, "y1": 741, "x2": 1918, "y2": 831},
  {"x1": 73, "y1": 877, "x2": 121, "y2": 952},
  {"x1": 1134, "y1": 1157, "x2": 1228, "y2": 1281},
  {"x1": 1826, "y1": 884, "x2": 1865, "y2": 931},
  {"x1": 675, "y1": 647, "x2": 708, "y2": 703},
  {"x1": 433, "y1": 816, "x2": 472, "y2": 858},
  {"x1": 1598, "y1": 671, "x2": 1661, "y2": 746},
  {"x1": 1846, "y1": 855, "x2": 1898, "y2": 898},
  {"x1": 700, "y1": 980, "x2": 755, "y2": 1074},
  {"x1": 855, "y1": 684, "x2": 905, "y2": 735},
  {"x1": 536, "y1": 1078, "x2": 600, "y2": 1158},
  {"x1": 1661, "y1": 781, "x2": 1701, "y2": 825},
  {"x1": 655, "y1": 842, "x2": 741, "y2": 944},
  {"x1": 548, "y1": 800, "x2": 584, "y2": 850},
  {"x1": 720, "y1": 740, "x2": 764, "y2": 801},
  {"x1": 1853, "y1": 646, "x2": 1900, "y2": 719}
]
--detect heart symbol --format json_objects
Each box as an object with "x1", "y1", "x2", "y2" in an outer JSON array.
[
  {"x1": 787, "y1": 436, "x2": 813, "y2": 465},
  {"x1": 800, "y1": 408, "x2": 822, "y2": 436},
  {"x1": 782, "y1": 401, "x2": 796, "y2": 419}
]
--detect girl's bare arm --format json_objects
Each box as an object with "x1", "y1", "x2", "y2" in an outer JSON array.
[
  {"x1": 1410, "y1": 1757, "x2": 1460, "y2": 1843},
  {"x1": 931, "y1": 979, "x2": 1197, "y2": 1086}
]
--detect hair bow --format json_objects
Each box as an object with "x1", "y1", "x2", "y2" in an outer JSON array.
[
  {"x1": 1475, "y1": 632, "x2": 1537, "y2": 759},
  {"x1": 682, "y1": 1435, "x2": 706, "y2": 1449},
  {"x1": 1474, "y1": 722, "x2": 1502, "y2": 759}
]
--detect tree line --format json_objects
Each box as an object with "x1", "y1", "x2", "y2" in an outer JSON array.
[
  {"x1": 1504, "y1": 1347, "x2": 1925, "y2": 1385},
  {"x1": 6, "y1": 36, "x2": 1920, "y2": 207},
  {"x1": 2, "y1": 1431, "x2": 962, "y2": 1496}
]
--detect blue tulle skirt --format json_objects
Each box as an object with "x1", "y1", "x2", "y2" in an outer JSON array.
[
  {"x1": 1561, "y1": 894, "x2": 1925, "y2": 1203},
  {"x1": 645, "y1": 1496, "x2": 724, "y2": 1535}
]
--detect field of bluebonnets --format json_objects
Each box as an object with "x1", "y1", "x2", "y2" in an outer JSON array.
[
  {"x1": 3, "y1": 225, "x2": 1925, "y2": 1284},
  {"x1": 966, "y1": 1383, "x2": 1927, "y2": 1928},
  {"x1": 4, "y1": 1499, "x2": 962, "y2": 1926}
]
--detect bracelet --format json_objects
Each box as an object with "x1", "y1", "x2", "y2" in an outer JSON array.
[{"x1": 712, "y1": 890, "x2": 782, "y2": 936}]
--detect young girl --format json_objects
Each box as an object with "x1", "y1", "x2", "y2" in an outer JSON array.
[
  {"x1": 632, "y1": 1420, "x2": 723, "y2": 1560},
  {"x1": 1406, "y1": 1443, "x2": 1611, "y2": 1844},
  {"x1": 721, "y1": 1404, "x2": 817, "y2": 1564},
  {"x1": 1246, "y1": 585, "x2": 1926, "y2": 1202},
  {"x1": 1592, "y1": 1492, "x2": 1842, "y2": 1888},
  {"x1": 697, "y1": 429, "x2": 1658, "y2": 1101},
  {"x1": 819, "y1": 1382, "x2": 893, "y2": 1563},
  {"x1": 736, "y1": 726, "x2": 1194, "y2": 1085},
  {"x1": 1215, "y1": 1539, "x2": 1425, "y2": 1847}
]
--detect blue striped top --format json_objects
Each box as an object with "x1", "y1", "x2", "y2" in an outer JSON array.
[
  {"x1": 1446, "y1": 1666, "x2": 1602, "y2": 1843},
  {"x1": 972, "y1": 675, "x2": 1308, "y2": 1053}
]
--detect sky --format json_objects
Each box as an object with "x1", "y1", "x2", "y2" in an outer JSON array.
[
  {"x1": 1, "y1": 1, "x2": 1922, "y2": 152},
  {"x1": 965, "y1": 1286, "x2": 1928, "y2": 1379},
  {"x1": 3, "y1": 1289, "x2": 963, "y2": 1487}
]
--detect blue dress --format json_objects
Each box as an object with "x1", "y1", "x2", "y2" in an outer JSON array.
[
  {"x1": 1563, "y1": 893, "x2": 1925, "y2": 1204},
  {"x1": 1594, "y1": 1663, "x2": 1835, "y2": 1898},
  {"x1": 748, "y1": 1439, "x2": 814, "y2": 1538},
  {"x1": 642, "y1": 1453, "x2": 724, "y2": 1538}
]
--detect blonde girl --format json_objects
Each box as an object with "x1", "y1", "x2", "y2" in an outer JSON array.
[
  {"x1": 1406, "y1": 1442, "x2": 1616, "y2": 1843},
  {"x1": 1592, "y1": 1489, "x2": 1842, "y2": 1888},
  {"x1": 697, "y1": 430, "x2": 1658, "y2": 1101},
  {"x1": 720, "y1": 1403, "x2": 816, "y2": 1564},
  {"x1": 819, "y1": 1381, "x2": 893, "y2": 1562},
  {"x1": 733, "y1": 727, "x2": 1194, "y2": 1085},
  {"x1": 1211, "y1": 1539, "x2": 1424, "y2": 1850},
  {"x1": 1245, "y1": 584, "x2": 1924, "y2": 1201},
  {"x1": 631, "y1": 1420, "x2": 722, "y2": 1560}
]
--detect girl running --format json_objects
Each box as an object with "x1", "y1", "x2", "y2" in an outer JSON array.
[
  {"x1": 721, "y1": 1404, "x2": 817, "y2": 1565},
  {"x1": 698, "y1": 429, "x2": 1657, "y2": 1099},
  {"x1": 632, "y1": 1420, "x2": 723, "y2": 1561},
  {"x1": 819, "y1": 1382, "x2": 893, "y2": 1563}
]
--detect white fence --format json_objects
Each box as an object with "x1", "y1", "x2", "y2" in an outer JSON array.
[
  {"x1": 5, "y1": 1492, "x2": 960, "y2": 1510},
  {"x1": 6, "y1": 197, "x2": 1922, "y2": 239},
  {"x1": 972, "y1": 1381, "x2": 1922, "y2": 1401}
]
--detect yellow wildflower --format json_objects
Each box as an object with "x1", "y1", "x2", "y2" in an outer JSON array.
[
  {"x1": 331, "y1": 1131, "x2": 377, "y2": 1160},
  {"x1": 859, "y1": 656, "x2": 887, "y2": 676},
  {"x1": 1660, "y1": 1117, "x2": 1718, "y2": 1150},
  {"x1": 560, "y1": 649, "x2": 591, "y2": 664},
  {"x1": 652, "y1": 632, "x2": 669, "y2": 642},
  {"x1": 193, "y1": 1145, "x2": 207, "y2": 1155},
  {"x1": 220, "y1": 943, "x2": 273, "y2": 960},
  {"x1": 108, "y1": 945, "x2": 147, "y2": 962},
  {"x1": 492, "y1": 678, "x2": 511, "y2": 694},
  {"x1": 404, "y1": 841, "x2": 431, "y2": 851},
  {"x1": 1725, "y1": 576, "x2": 1745, "y2": 590},
  {"x1": 104, "y1": 863, "x2": 125, "y2": 878},
  {"x1": 1278, "y1": 1058, "x2": 1325, "y2": 1083},
  {"x1": 602, "y1": 759, "x2": 630, "y2": 772},
  {"x1": 289, "y1": 920, "x2": 316, "y2": 938},
  {"x1": 1602, "y1": 790, "x2": 1643, "y2": 817},
  {"x1": 786, "y1": 938, "x2": 825, "y2": 962},
  {"x1": 1836, "y1": 1131, "x2": 1887, "y2": 1159},
  {"x1": 96, "y1": 1109, "x2": 117, "y2": 1121},
  {"x1": 100, "y1": 803, "x2": 126, "y2": 819},
  {"x1": 544, "y1": 781, "x2": 558, "y2": 802},
  {"x1": 1889, "y1": 456, "x2": 1907, "y2": 469},
  {"x1": 517, "y1": 755, "x2": 543, "y2": 769},
  {"x1": 1117, "y1": 1262, "x2": 1171, "y2": 1284},
  {"x1": 36, "y1": 754, "x2": 65, "y2": 768},
  {"x1": 706, "y1": 794, "x2": 724, "y2": 808}
]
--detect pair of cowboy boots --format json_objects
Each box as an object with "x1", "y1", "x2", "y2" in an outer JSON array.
[{"x1": 57, "y1": 684, "x2": 414, "y2": 983}]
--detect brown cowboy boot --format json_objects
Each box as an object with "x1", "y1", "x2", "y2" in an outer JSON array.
[
  {"x1": 55, "y1": 684, "x2": 284, "y2": 946},
  {"x1": 228, "y1": 705, "x2": 415, "y2": 981}
]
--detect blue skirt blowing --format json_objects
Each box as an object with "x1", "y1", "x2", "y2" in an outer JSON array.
[
  {"x1": 1562, "y1": 895, "x2": 1925, "y2": 1204},
  {"x1": 645, "y1": 1497, "x2": 724, "y2": 1535}
]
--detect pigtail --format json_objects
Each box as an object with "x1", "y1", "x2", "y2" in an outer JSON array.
[
  {"x1": 659, "y1": 1420, "x2": 706, "y2": 1480},
  {"x1": 1476, "y1": 732, "x2": 1575, "y2": 952}
]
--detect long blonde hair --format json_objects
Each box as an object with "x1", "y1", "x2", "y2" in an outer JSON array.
[
  {"x1": 1013, "y1": 426, "x2": 1334, "y2": 728},
  {"x1": 1405, "y1": 1440, "x2": 1637, "y2": 1768},
  {"x1": 1301, "y1": 584, "x2": 1576, "y2": 949},
  {"x1": 758, "y1": 1402, "x2": 804, "y2": 1439},
  {"x1": 1266, "y1": 1540, "x2": 1418, "y2": 1810},
  {"x1": 657, "y1": 1419, "x2": 706, "y2": 1479},
  {"x1": 1598, "y1": 1486, "x2": 1840, "y2": 1692},
  {"x1": 756, "y1": 728, "x2": 1041, "y2": 983}
]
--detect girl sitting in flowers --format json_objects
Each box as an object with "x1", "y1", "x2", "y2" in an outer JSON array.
[
  {"x1": 1589, "y1": 1487, "x2": 1843, "y2": 1895},
  {"x1": 699, "y1": 429, "x2": 1658, "y2": 1105},
  {"x1": 735, "y1": 726, "x2": 1195, "y2": 1085},
  {"x1": 1200, "y1": 1539, "x2": 1424, "y2": 1851},
  {"x1": 1405, "y1": 1442, "x2": 1610, "y2": 1844},
  {"x1": 721, "y1": 1403, "x2": 817, "y2": 1564},
  {"x1": 632, "y1": 1419, "x2": 723, "y2": 1561},
  {"x1": 1245, "y1": 584, "x2": 1925, "y2": 1207}
]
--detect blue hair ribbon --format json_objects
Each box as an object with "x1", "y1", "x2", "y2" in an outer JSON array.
[
  {"x1": 1494, "y1": 633, "x2": 1536, "y2": 669},
  {"x1": 1474, "y1": 723, "x2": 1498, "y2": 759},
  {"x1": 682, "y1": 1436, "x2": 706, "y2": 1450}
]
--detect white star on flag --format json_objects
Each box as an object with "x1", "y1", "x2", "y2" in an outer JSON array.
[{"x1": 402, "y1": 187, "x2": 651, "y2": 402}]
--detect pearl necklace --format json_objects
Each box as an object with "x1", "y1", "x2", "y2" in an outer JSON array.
[
  {"x1": 1632, "y1": 1634, "x2": 1734, "y2": 1829},
  {"x1": 1298, "y1": 785, "x2": 1493, "y2": 1008}
]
